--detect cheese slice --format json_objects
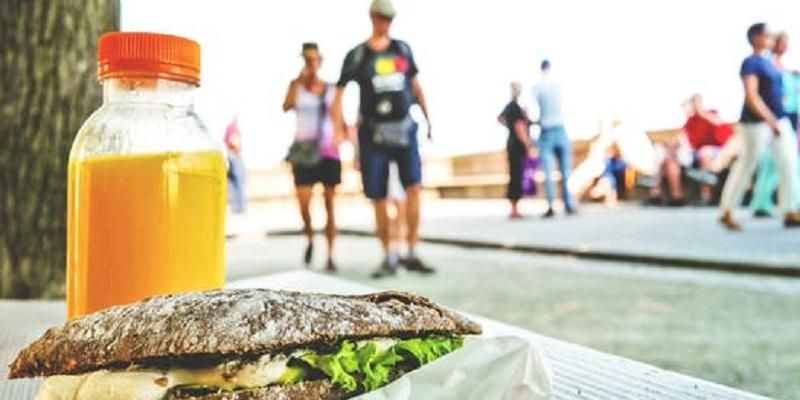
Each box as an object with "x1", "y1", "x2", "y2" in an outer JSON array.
[
  {"x1": 35, "y1": 355, "x2": 291, "y2": 400},
  {"x1": 35, "y1": 338, "x2": 401, "y2": 400}
]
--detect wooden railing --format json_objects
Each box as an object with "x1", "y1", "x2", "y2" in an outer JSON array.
[{"x1": 246, "y1": 128, "x2": 682, "y2": 201}]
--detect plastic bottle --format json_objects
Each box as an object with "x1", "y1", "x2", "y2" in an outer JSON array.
[{"x1": 66, "y1": 32, "x2": 226, "y2": 318}]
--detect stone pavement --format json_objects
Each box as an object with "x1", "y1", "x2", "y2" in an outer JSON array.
[{"x1": 231, "y1": 199, "x2": 800, "y2": 276}]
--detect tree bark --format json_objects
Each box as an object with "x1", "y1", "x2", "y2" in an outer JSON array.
[{"x1": 0, "y1": 0, "x2": 120, "y2": 298}]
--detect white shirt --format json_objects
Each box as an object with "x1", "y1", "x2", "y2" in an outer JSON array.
[{"x1": 294, "y1": 84, "x2": 334, "y2": 142}]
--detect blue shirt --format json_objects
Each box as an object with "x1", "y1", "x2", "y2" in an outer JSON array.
[
  {"x1": 533, "y1": 78, "x2": 564, "y2": 128},
  {"x1": 783, "y1": 71, "x2": 800, "y2": 114},
  {"x1": 740, "y1": 53, "x2": 785, "y2": 123}
]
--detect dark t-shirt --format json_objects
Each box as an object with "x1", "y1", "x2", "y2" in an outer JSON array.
[
  {"x1": 337, "y1": 39, "x2": 419, "y2": 123},
  {"x1": 740, "y1": 54, "x2": 786, "y2": 123},
  {"x1": 499, "y1": 101, "x2": 527, "y2": 152}
]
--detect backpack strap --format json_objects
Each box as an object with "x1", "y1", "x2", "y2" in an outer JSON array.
[{"x1": 392, "y1": 39, "x2": 413, "y2": 60}]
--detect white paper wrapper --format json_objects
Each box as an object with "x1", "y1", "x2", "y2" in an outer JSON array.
[{"x1": 354, "y1": 336, "x2": 552, "y2": 400}]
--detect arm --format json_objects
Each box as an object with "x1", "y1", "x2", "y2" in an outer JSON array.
[
  {"x1": 497, "y1": 106, "x2": 508, "y2": 126},
  {"x1": 282, "y1": 80, "x2": 299, "y2": 112},
  {"x1": 514, "y1": 119, "x2": 536, "y2": 156},
  {"x1": 229, "y1": 133, "x2": 241, "y2": 153},
  {"x1": 695, "y1": 109, "x2": 726, "y2": 126},
  {"x1": 330, "y1": 86, "x2": 347, "y2": 147},
  {"x1": 743, "y1": 75, "x2": 781, "y2": 134},
  {"x1": 410, "y1": 77, "x2": 432, "y2": 140}
]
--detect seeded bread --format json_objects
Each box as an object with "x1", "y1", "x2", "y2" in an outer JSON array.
[{"x1": 9, "y1": 289, "x2": 481, "y2": 378}]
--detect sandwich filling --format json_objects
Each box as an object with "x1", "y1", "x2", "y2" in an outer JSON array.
[{"x1": 35, "y1": 335, "x2": 463, "y2": 400}]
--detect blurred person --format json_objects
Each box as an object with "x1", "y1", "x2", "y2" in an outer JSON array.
[
  {"x1": 225, "y1": 115, "x2": 247, "y2": 214},
  {"x1": 331, "y1": 0, "x2": 434, "y2": 278},
  {"x1": 497, "y1": 81, "x2": 535, "y2": 219},
  {"x1": 645, "y1": 95, "x2": 735, "y2": 206},
  {"x1": 589, "y1": 155, "x2": 627, "y2": 207},
  {"x1": 532, "y1": 59, "x2": 576, "y2": 218},
  {"x1": 570, "y1": 118, "x2": 656, "y2": 206},
  {"x1": 283, "y1": 42, "x2": 341, "y2": 271},
  {"x1": 751, "y1": 32, "x2": 800, "y2": 217},
  {"x1": 719, "y1": 23, "x2": 800, "y2": 230}
]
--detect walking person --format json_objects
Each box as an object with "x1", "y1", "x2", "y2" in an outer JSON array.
[
  {"x1": 498, "y1": 82, "x2": 535, "y2": 219},
  {"x1": 719, "y1": 23, "x2": 800, "y2": 230},
  {"x1": 533, "y1": 60, "x2": 577, "y2": 218},
  {"x1": 283, "y1": 42, "x2": 342, "y2": 271},
  {"x1": 750, "y1": 32, "x2": 800, "y2": 217},
  {"x1": 225, "y1": 115, "x2": 247, "y2": 214},
  {"x1": 331, "y1": 0, "x2": 434, "y2": 278}
]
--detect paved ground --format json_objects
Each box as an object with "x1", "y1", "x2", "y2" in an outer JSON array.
[
  {"x1": 230, "y1": 198, "x2": 800, "y2": 274},
  {"x1": 226, "y1": 235, "x2": 800, "y2": 399}
]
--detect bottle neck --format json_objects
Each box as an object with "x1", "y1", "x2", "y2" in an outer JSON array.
[{"x1": 102, "y1": 77, "x2": 196, "y2": 107}]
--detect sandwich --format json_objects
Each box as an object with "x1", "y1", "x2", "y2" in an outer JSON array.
[{"x1": 8, "y1": 289, "x2": 481, "y2": 400}]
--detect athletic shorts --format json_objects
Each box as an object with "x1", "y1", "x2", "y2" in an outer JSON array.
[
  {"x1": 292, "y1": 158, "x2": 342, "y2": 187},
  {"x1": 358, "y1": 122, "x2": 422, "y2": 200}
]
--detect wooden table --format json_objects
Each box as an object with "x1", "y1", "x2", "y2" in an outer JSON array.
[{"x1": 0, "y1": 271, "x2": 770, "y2": 400}]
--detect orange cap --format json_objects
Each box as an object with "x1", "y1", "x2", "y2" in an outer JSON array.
[{"x1": 97, "y1": 32, "x2": 201, "y2": 85}]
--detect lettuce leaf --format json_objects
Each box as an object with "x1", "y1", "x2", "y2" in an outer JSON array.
[
  {"x1": 294, "y1": 335, "x2": 463, "y2": 393},
  {"x1": 299, "y1": 341, "x2": 358, "y2": 392},
  {"x1": 278, "y1": 366, "x2": 307, "y2": 384},
  {"x1": 394, "y1": 336, "x2": 464, "y2": 366}
]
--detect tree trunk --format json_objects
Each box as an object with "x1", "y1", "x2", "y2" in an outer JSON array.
[{"x1": 0, "y1": 0, "x2": 120, "y2": 298}]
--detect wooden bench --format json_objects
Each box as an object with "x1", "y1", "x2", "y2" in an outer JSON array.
[{"x1": 244, "y1": 129, "x2": 688, "y2": 202}]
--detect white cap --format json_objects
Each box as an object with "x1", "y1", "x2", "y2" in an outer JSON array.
[{"x1": 369, "y1": 0, "x2": 397, "y2": 18}]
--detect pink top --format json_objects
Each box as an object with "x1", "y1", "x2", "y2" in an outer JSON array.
[
  {"x1": 224, "y1": 119, "x2": 241, "y2": 154},
  {"x1": 294, "y1": 84, "x2": 339, "y2": 160}
]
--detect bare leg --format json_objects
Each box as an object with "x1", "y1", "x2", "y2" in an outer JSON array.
[
  {"x1": 323, "y1": 186, "x2": 336, "y2": 267},
  {"x1": 696, "y1": 150, "x2": 714, "y2": 202},
  {"x1": 404, "y1": 185, "x2": 421, "y2": 253},
  {"x1": 649, "y1": 144, "x2": 667, "y2": 198},
  {"x1": 388, "y1": 198, "x2": 407, "y2": 252},
  {"x1": 373, "y1": 200, "x2": 390, "y2": 254},
  {"x1": 664, "y1": 156, "x2": 685, "y2": 200},
  {"x1": 509, "y1": 199, "x2": 521, "y2": 218},
  {"x1": 295, "y1": 186, "x2": 314, "y2": 265},
  {"x1": 395, "y1": 198, "x2": 408, "y2": 251}
]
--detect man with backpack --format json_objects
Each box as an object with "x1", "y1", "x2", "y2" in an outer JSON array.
[{"x1": 331, "y1": 0, "x2": 434, "y2": 278}]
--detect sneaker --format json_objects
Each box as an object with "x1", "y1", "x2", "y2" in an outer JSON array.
[
  {"x1": 370, "y1": 261, "x2": 398, "y2": 279},
  {"x1": 753, "y1": 209, "x2": 772, "y2": 218},
  {"x1": 667, "y1": 197, "x2": 687, "y2": 207},
  {"x1": 542, "y1": 208, "x2": 555, "y2": 219},
  {"x1": 719, "y1": 212, "x2": 742, "y2": 231},
  {"x1": 565, "y1": 206, "x2": 578, "y2": 216},
  {"x1": 643, "y1": 196, "x2": 664, "y2": 206},
  {"x1": 784, "y1": 212, "x2": 800, "y2": 228},
  {"x1": 401, "y1": 256, "x2": 436, "y2": 274},
  {"x1": 686, "y1": 168, "x2": 719, "y2": 186}
]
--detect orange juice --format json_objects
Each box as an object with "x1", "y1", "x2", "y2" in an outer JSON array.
[{"x1": 67, "y1": 150, "x2": 226, "y2": 318}]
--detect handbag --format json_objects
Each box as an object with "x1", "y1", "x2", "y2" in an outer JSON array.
[
  {"x1": 371, "y1": 115, "x2": 415, "y2": 148},
  {"x1": 286, "y1": 85, "x2": 328, "y2": 167},
  {"x1": 286, "y1": 140, "x2": 320, "y2": 167},
  {"x1": 521, "y1": 156, "x2": 539, "y2": 197}
]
